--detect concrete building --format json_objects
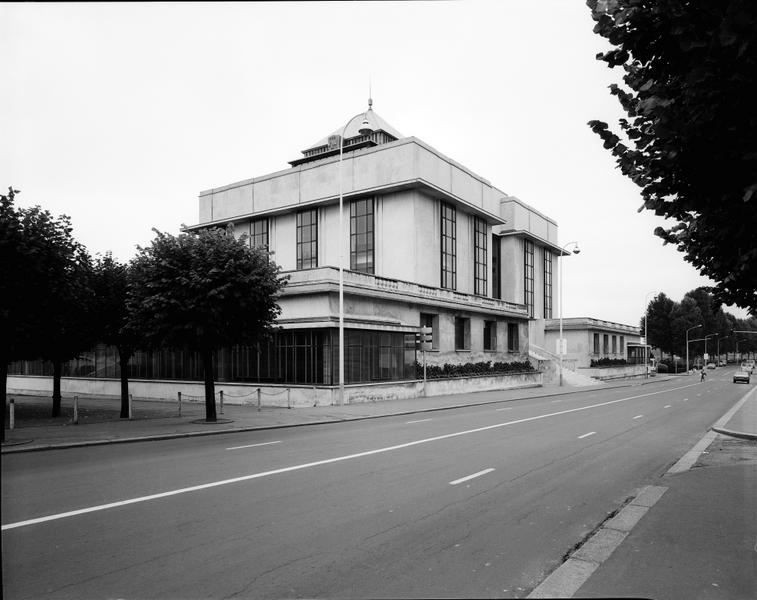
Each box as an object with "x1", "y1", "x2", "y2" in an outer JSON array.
[
  {"x1": 543, "y1": 317, "x2": 642, "y2": 370},
  {"x1": 186, "y1": 102, "x2": 566, "y2": 386}
]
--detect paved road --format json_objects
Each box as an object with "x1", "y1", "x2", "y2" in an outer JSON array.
[{"x1": 1, "y1": 375, "x2": 749, "y2": 598}]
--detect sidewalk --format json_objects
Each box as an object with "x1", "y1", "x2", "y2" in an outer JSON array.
[{"x1": 1, "y1": 375, "x2": 696, "y2": 453}]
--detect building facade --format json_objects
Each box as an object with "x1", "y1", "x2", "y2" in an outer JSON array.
[
  {"x1": 543, "y1": 317, "x2": 642, "y2": 369},
  {"x1": 186, "y1": 104, "x2": 564, "y2": 385}
]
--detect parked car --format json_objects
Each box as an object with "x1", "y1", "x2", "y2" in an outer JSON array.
[
  {"x1": 718, "y1": 360, "x2": 727, "y2": 367},
  {"x1": 741, "y1": 361, "x2": 755, "y2": 374},
  {"x1": 706, "y1": 362, "x2": 716, "y2": 369},
  {"x1": 733, "y1": 370, "x2": 751, "y2": 384}
]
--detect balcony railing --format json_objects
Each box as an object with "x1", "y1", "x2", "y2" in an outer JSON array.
[{"x1": 282, "y1": 267, "x2": 528, "y2": 316}]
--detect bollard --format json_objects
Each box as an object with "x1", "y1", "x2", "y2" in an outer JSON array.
[
  {"x1": 178, "y1": 391, "x2": 182, "y2": 417},
  {"x1": 128, "y1": 394, "x2": 133, "y2": 420},
  {"x1": 312, "y1": 386, "x2": 317, "y2": 407},
  {"x1": 73, "y1": 395, "x2": 79, "y2": 424},
  {"x1": 287, "y1": 388, "x2": 291, "y2": 409},
  {"x1": 257, "y1": 388, "x2": 261, "y2": 412},
  {"x1": 9, "y1": 398, "x2": 15, "y2": 430},
  {"x1": 220, "y1": 390, "x2": 224, "y2": 415}
]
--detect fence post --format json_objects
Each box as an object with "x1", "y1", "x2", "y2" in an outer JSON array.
[
  {"x1": 73, "y1": 395, "x2": 79, "y2": 425},
  {"x1": 219, "y1": 390, "x2": 224, "y2": 415},
  {"x1": 287, "y1": 388, "x2": 291, "y2": 409},
  {"x1": 178, "y1": 391, "x2": 182, "y2": 417},
  {"x1": 9, "y1": 398, "x2": 15, "y2": 430},
  {"x1": 257, "y1": 388, "x2": 261, "y2": 412},
  {"x1": 128, "y1": 394, "x2": 133, "y2": 420},
  {"x1": 312, "y1": 386, "x2": 317, "y2": 407}
]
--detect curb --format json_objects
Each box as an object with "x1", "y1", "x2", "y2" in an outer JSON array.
[
  {"x1": 1, "y1": 376, "x2": 676, "y2": 454},
  {"x1": 710, "y1": 426, "x2": 757, "y2": 441}
]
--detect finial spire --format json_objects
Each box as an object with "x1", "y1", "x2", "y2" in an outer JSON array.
[{"x1": 368, "y1": 76, "x2": 373, "y2": 110}]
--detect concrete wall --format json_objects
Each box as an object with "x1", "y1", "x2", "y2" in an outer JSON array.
[
  {"x1": 8, "y1": 372, "x2": 543, "y2": 407},
  {"x1": 576, "y1": 365, "x2": 648, "y2": 381}
]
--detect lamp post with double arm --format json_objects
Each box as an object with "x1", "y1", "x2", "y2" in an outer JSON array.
[
  {"x1": 558, "y1": 241, "x2": 580, "y2": 386},
  {"x1": 686, "y1": 324, "x2": 702, "y2": 374}
]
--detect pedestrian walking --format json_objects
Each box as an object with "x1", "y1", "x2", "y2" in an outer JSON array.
[{"x1": 700, "y1": 368, "x2": 706, "y2": 382}]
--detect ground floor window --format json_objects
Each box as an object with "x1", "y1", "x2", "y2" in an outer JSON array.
[
  {"x1": 8, "y1": 329, "x2": 417, "y2": 386},
  {"x1": 484, "y1": 320, "x2": 497, "y2": 351},
  {"x1": 507, "y1": 323, "x2": 519, "y2": 352},
  {"x1": 455, "y1": 317, "x2": 470, "y2": 350}
]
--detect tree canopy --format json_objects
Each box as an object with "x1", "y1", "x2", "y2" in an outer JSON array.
[
  {"x1": 127, "y1": 228, "x2": 286, "y2": 421},
  {"x1": 588, "y1": 0, "x2": 757, "y2": 313}
]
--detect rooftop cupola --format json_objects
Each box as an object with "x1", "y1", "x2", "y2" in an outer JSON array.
[{"x1": 289, "y1": 100, "x2": 404, "y2": 167}]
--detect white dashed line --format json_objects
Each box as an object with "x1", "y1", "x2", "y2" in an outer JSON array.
[
  {"x1": 495, "y1": 407, "x2": 513, "y2": 411},
  {"x1": 664, "y1": 405, "x2": 671, "y2": 408},
  {"x1": 578, "y1": 432, "x2": 596, "y2": 439},
  {"x1": 449, "y1": 468, "x2": 495, "y2": 486},
  {"x1": 405, "y1": 418, "x2": 432, "y2": 424},
  {"x1": 633, "y1": 415, "x2": 643, "y2": 419},
  {"x1": 226, "y1": 441, "x2": 281, "y2": 451}
]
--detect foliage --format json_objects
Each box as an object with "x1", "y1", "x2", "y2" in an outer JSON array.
[
  {"x1": 587, "y1": 0, "x2": 757, "y2": 313},
  {"x1": 415, "y1": 360, "x2": 534, "y2": 380},
  {"x1": 127, "y1": 228, "x2": 287, "y2": 421},
  {"x1": 0, "y1": 187, "x2": 93, "y2": 419},
  {"x1": 90, "y1": 254, "x2": 135, "y2": 418},
  {"x1": 590, "y1": 357, "x2": 628, "y2": 367},
  {"x1": 641, "y1": 293, "x2": 676, "y2": 356}
]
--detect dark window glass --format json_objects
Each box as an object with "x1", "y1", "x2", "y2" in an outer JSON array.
[
  {"x1": 524, "y1": 239, "x2": 535, "y2": 317},
  {"x1": 350, "y1": 198, "x2": 374, "y2": 273},
  {"x1": 620, "y1": 336, "x2": 625, "y2": 356},
  {"x1": 612, "y1": 335, "x2": 617, "y2": 354},
  {"x1": 296, "y1": 209, "x2": 318, "y2": 269},
  {"x1": 455, "y1": 317, "x2": 470, "y2": 350},
  {"x1": 507, "y1": 323, "x2": 519, "y2": 352},
  {"x1": 603, "y1": 334, "x2": 609, "y2": 355},
  {"x1": 484, "y1": 321, "x2": 496, "y2": 351},
  {"x1": 474, "y1": 216, "x2": 487, "y2": 296},
  {"x1": 440, "y1": 201, "x2": 456, "y2": 290},
  {"x1": 594, "y1": 333, "x2": 600, "y2": 354},
  {"x1": 543, "y1": 249, "x2": 553, "y2": 319}
]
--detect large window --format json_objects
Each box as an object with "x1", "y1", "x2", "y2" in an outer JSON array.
[
  {"x1": 594, "y1": 333, "x2": 600, "y2": 354},
  {"x1": 492, "y1": 234, "x2": 501, "y2": 299},
  {"x1": 612, "y1": 335, "x2": 617, "y2": 354},
  {"x1": 296, "y1": 209, "x2": 318, "y2": 269},
  {"x1": 474, "y1": 216, "x2": 487, "y2": 296},
  {"x1": 603, "y1": 334, "x2": 609, "y2": 355},
  {"x1": 455, "y1": 317, "x2": 470, "y2": 350},
  {"x1": 524, "y1": 239, "x2": 535, "y2": 317},
  {"x1": 620, "y1": 335, "x2": 625, "y2": 357},
  {"x1": 350, "y1": 198, "x2": 374, "y2": 273},
  {"x1": 251, "y1": 218, "x2": 269, "y2": 250},
  {"x1": 543, "y1": 250, "x2": 553, "y2": 319},
  {"x1": 484, "y1": 320, "x2": 497, "y2": 351},
  {"x1": 507, "y1": 323, "x2": 519, "y2": 352},
  {"x1": 440, "y1": 201, "x2": 456, "y2": 290}
]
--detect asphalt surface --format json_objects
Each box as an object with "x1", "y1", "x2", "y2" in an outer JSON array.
[{"x1": 3, "y1": 372, "x2": 755, "y2": 599}]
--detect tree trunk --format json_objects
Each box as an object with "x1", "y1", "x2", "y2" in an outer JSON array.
[
  {"x1": 52, "y1": 358, "x2": 62, "y2": 418},
  {"x1": 201, "y1": 347, "x2": 217, "y2": 422},
  {"x1": 1, "y1": 360, "x2": 7, "y2": 443},
  {"x1": 118, "y1": 347, "x2": 131, "y2": 419}
]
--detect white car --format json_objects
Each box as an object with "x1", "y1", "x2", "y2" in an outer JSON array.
[{"x1": 741, "y1": 361, "x2": 755, "y2": 374}]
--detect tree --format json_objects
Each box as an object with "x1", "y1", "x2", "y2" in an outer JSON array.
[
  {"x1": 1, "y1": 187, "x2": 92, "y2": 422},
  {"x1": 90, "y1": 254, "x2": 136, "y2": 419},
  {"x1": 642, "y1": 292, "x2": 676, "y2": 358},
  {"x1": 587, "y1": 0, "x2": 757, "y2": 313},
  {"x1": 669, "y1": 295, "x2": 703, "y2": 362},
  {"x1": 127, "y1": 229, "x2": 286, "y2": 422}
]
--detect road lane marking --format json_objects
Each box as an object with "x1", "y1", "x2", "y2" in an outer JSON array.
[
  {"x1": 405, "y1": 419, "x2": 432, "y2": 424},
  {"x1": 226, "y1": 441, "x2": 281, "y2": 451},
  {"x1": 551, "y1": 399, "x2": 563, "y2": 403},
  {"x1": 495, "y1": 407, "x2": 513, "y2": 411},
  {"x1": 633, "y1": 415, "x2": 643, "y2": 419},
  {"x1": 578, "y1": 432, "x2": 596, "y2": 439},
  {"x1": 664, "y1": 405, "x2": 671, "y2": 408},
  {"x1": 2, "y1": 382, "x2": 702, "y2": 531},
  {"x1": 683, "y1": 398, "x2": 689, "y2": 401},
  {"x1": 449, "y1": 468, "x2": 495, "y2": 485}
]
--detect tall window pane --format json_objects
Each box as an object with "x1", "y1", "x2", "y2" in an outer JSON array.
[
  {"x1": 524, "y1": 239, "x2": 535, "y2": 317},
  {"x1": 440, "y1": 201, "x2": 456, "y2": 290},
  {"x1": 350, "y1": 198, "x2": 374, "y2": 273},
  {"x1": 251, "y1": 218, "x2": 268, "y2": 250},
  {"x1": 543, "y1": 249, "x2": 553, "y2": 319},
  {"x1": 296, "y1": 209, "x2": 318, "y2": 269},
  {"x1": 474, "y1": 216, "x2": 487, "y2": 296},
  {"x1": 492, "y1": 234, "x2": 501, "y2": 299}
]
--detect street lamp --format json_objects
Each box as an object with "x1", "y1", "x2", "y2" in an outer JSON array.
[
  {"x1": 558, "y1": 241, "x2": 580, "y2": 386},
  {"x1": 704, "y1": 333, "x2": 718, "y2": 365},
  {"x1": 643, "y1": 291, "x2": 656, "y2": 378},
  {"x1": 337, "y1": 104, "x2": 374, "y2": 406},
  {"x1": 686, "y1": 324, "x2": 702, "y2": 374}
]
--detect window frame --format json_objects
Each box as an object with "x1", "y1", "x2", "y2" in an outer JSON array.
[
  {"x1": 474, "y1": 216, "x2": 487, "y2": 296},
  {"x1": 440, "y1": 201, "x2": 457, "y2": 290},
  {"x1": 350, "y1": 197, "x2": 374, "y2": 274},
  {"x1": 296, "y1": 208, "x2": 318, "y2": 270},
  {"x1": 524, "y1": 239, "x2": 535, "y2": 317}
]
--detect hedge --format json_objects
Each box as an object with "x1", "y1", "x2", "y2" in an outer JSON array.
[
  {"x1": 590, "y1": 357, "x2": 629, "y2": 367},
  {"x1": 415, "y1": 360, "x2": 535, "y2": 380}
]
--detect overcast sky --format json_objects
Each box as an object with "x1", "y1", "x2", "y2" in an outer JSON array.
[{"x1": 2, "y1": 1, "x2": 748, "y2": 326}]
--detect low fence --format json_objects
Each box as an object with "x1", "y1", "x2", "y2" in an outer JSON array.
[
  {"x1": 7, "y1": 371, "x2": 543, "y2": 408},
  {"x1": 577, "y1": 364, "x2": 648, "y2": 381}
]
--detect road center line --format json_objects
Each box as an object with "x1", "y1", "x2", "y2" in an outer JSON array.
[
  {"x1": 495, "y1": 407, "x2": 513, "y2": 411},
  {"x1": 633, "y1": 415, "x2": 643, "y2": 419},
  {"x1": 664, "y1": 405, "x2": 671, "y2": 408},
  {"x1": 1, "y1": 382, "x2": 701, "y2": 531},
  {"x1": 449, "y1": 468, "x2": 495, "y2": 486},
  {"x1": 578, "y1": 431, "x2": 596, "y2": 439},
  {"x1": 226, "y1": 441, "x2": 281, "y2": 451},
  {"x1": 405, "y1": 419, "x2": 432, "y2": 424}
]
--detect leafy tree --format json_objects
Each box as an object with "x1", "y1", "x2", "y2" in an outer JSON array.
[
  {"x1": 669, "y1": 295, "x2": 703, "y2": 360},
  {"x1": 641, "y1": 292, "x2": 676, "y2": 358},
  {"x1": 587, "y1": 0, "x2": 757, "y2": 313},
  {"x1": 0, "y1": 187, "x2": 92, "y2": 422},
  {"x1": 90, "y1": 254, "x2": 136, "y2": 419},
  {"x1": 127, "y1": 229, "x2": 286, "y2": 421}
]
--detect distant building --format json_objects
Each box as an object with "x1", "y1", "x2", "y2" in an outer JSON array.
[{"x1": 543, "y1": 317, "x2": 642, "y2": 369}]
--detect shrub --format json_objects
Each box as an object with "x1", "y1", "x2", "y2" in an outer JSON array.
[
  {"x1": 656, "y1": 363, "x2": 669, "y2": 373},
  {"x1": 415, "y1": 360, "x2": 535, "y2": 380},
  {"x1": 590, "y1": 358, "x2": 628, "y2": 367}
]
